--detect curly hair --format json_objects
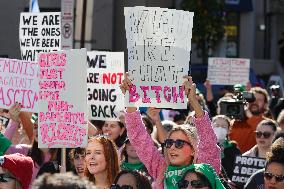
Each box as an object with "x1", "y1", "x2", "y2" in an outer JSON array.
[{"x1": 266, "y1": 139, "x2": 284, "y2": 166}]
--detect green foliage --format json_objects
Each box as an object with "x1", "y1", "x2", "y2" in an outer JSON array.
[{"x1": 181, "y1": 0, "x2": 225, "y2": 62}]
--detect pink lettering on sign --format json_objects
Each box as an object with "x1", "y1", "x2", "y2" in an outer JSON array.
[
  {"x1": 39, "y1": 52, "x2": 87, "y2": 148},
  {"x1": 128, "y1": 85, "x2": 184, "y2": 103}
]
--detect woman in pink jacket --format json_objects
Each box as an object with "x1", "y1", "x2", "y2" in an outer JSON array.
[{"x1": 120, "y1": 75, "x2": 221, "y2": 189}]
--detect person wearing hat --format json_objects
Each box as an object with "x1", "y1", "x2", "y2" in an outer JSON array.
[
  {"x1": 0, "y1": 133, "x2": 11, "y2": 156},
  {"x1": 0, "y1": 153, "x2": 34, "y2": 189},
  {"x1": 4, "y1": 111, "x2": 58, "y2": 186},
  {"x1": 177, "y1": 164, "x2": 226, "y2": 189},
  {"x1": 120, "y1": 75, "x2": 221, "y2": 189}
]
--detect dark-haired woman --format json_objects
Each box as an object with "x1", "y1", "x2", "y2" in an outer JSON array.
[
  {"x1": 243, "y1": 120, "x2": 277, "y2": 158},
  {"x1": 111, "y1": 170, "x2": 152, "y2": 189}
]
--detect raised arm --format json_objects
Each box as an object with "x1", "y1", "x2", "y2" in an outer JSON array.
[
  {"x1": 184, "y1": 76, "x2": 221, "y2": 173},
  {"x1": 121, "y1": 74, "x2": 167, "y2": 179},
  {"x1": 4, "y1": 103, "x2": 21, "y2": 140}
]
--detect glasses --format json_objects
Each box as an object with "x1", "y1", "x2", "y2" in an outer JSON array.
[
  {"x1": 164, "y1": 139, "x2": 192, "y2": 149},
  {"x1": 0, "y1": 173, "x2": 16, "y2": 182},
  {"x1": 264, "y1": 172, "x2": 284, "y2": 183},
  {"x1": 110, "y1": 184, "x2": 133, "y2": 189},
  {"x1": 178, "y1": 179, "x2": 208, "y2": 189},
  {"x1": 255, "y1": 131, "x2": 272, "y2": 139}
]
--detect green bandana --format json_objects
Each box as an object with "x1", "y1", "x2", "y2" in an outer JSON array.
[
  {"x1": 164, "y1": 165, "x2": 189, "y2": 189},
  {"x1": 121, "y1": 161, "x2": 145, "y2": 171},
  {"x1": 221, "y1": 139, "x2": 234, "y2": 158},
  {"x1": 0, "y1": 133, "x2": 11, "y2": 156},
  {"x1": 179, "y1": 164, "x2": 226, "y2": 189}
]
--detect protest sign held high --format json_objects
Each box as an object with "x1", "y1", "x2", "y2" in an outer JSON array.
[
  {"x1": 207, "y1": 57, "x2": 250, "y2": 85},
  {"x1": 19, "y1": 12, "x2": 61, "y2": 61},
  {"x1": 87, "y1": 51, "x2": 124, "y2": 121},
  {"x1": 124, "y1": 6, "x2": 194, "y2": 109},
  {"x1": 232, "y1": 155, "x2": 266, "y2": 187},
  {"x1": 38, "y1": 49, "x2": 87, "y2": 148},
  {"x1": 0, "y1": 58, "x2": 39, "y2": 112}
]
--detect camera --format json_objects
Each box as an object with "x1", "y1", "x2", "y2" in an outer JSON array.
[{"x1": 219, "y1": 91, "x2": 255, "y2": 120}]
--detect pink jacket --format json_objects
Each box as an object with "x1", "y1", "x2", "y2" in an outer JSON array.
[
  {"x1": 125, "y1": 110, "x2": 221, "y2": 189},
  {"x1": 4, "y1": 120, "x2": 51, "y2": 188}
]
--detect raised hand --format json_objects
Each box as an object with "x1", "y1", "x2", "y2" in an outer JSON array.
[
  {"x1": 119, "y1": 73, "x2": 132, "y2": 95},
  {"x1": 147, "y1": 107, "x2": 161, "y2": 124},
  {"x1": 8, "y1": 102, "x2": 21, "y2": 124}
]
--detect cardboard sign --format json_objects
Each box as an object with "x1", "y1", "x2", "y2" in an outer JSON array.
[
  {"x1": 0, "y1": 58, "x2": 39, "y2": 112},
  {"x1": 232, "y1": 155, "x2": 266, "y2": 186},
  {"x1": 19, "y1": 12, "x2": 61, "y2": 61},
  {"x1": 38, "y1": 49, "x2": 87, "y2": 148},
  {"x1": 0, "y1": 115, "x2": 9, "y2": 128},
  {"x1": 87, "y1": 51, "x2": 124, "y2": 121},
  {"x1": 207, "y1": 58, "x2": 250, "y2": 85},
  {"x1": 124, "y1": 7, "x2": 194, "y2": 109}
]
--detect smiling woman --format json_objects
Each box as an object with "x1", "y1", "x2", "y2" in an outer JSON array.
[{"x1": 85, "y1": 136, "x2": 119, "y2": 189}]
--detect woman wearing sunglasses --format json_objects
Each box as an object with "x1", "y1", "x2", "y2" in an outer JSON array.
[
  {"x1": 110, "y1": 170, "x2": 152, "y2": 189},
  {"x1": 120, "y1": 75, "x2": 221, "y2": 189},
  {"x1": 85, "y1": 135, "x2": 119, "y2": 189},
  {"x1": 243, "y1": 120, "x2": 278, "y2": 158},
  {"x1": 177, "y1": 164, "x2": 225, "y2": 189},
  {"x1": 263, "y1": 139, "x2": 284, "y2": 189}
]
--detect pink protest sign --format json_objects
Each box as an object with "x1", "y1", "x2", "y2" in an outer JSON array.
[
  {"x1": 207, "y1": 58, "x2": 250, "y2": 85},
  {"x1": 124, "y1": 7, "x2": 194, "y2": 109},
  {"x1": 87, "y1": 51, "x2": 124, "y2": 121},
  {"x1": 38, "y1": 49, "x2": 88, "y2": 148},
  {"x1": 0, "y1": 58, "x2": 39, "y2": 112}
]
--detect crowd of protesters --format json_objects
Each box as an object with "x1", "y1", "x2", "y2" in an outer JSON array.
[{"x1": 1, "y1": 73, "x2": 284, "y2": 189}]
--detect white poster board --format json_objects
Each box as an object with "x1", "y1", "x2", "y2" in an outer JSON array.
[
  {"x1": 38, "y1": 49, "x2": 87, "y2": 148},
  {"x1": 207, "y1": 58, "x2": 250, "y2": 85},
  {"x1": 19, "y1": 12, "x2": 61, "y2": 61},
  {"x1": 124, "y1": 7, "x2": 193, "y2": 109},
  {"x1": 0, "y1": 58, "x2": 39, "y2": 112},
  {"x1": 87, "y1": 51, "x2": 124, "y2": 121}
]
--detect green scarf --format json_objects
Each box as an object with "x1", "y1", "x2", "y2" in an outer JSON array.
[
  {"x1": 180, "y1": 164, "x2": 226, "y2": 189},
  {"x1": 121, "y1": 161, "x2": 145, "y2": 171},
  {"x1": 221, "y1": 139, "x2": 234, "y2": 158},
  {"x1": 0, "y1": 133, "x2": 11, "y2": 156},
  {"x1": 164, "y1": 165, "x2": 189, "y2": 189}
]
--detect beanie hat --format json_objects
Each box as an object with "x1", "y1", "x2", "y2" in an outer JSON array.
[
  {"x1": 181, "y1": 164, "x2": 225, "y2": 189},
  {"x1": 0, "y1": 133, "x2": 11, "y2": 156},
  {"x1": 234, "y1": 84, "x2": 246, "y2": 93},
  {"x1": 0, "y1": 153, "x2": 34, "y2": 189}
]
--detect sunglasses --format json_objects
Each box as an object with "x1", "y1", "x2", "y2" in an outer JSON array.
[
  {"x1": 178, "y1": 179, "x2": 208, "y2": 189},
  {"x1": 164, "y1": 139, "x2": 192, "y2": 149},
  {"x1": 255, "y1": 131, "x2": 272, "y2": 139},
  {"x1": 110, "y1": 184, "x2": 133, "y2": 189},
  {"x1": 264, "y1": 172, "x2": 284, "y2": 183},
  {"x1": 0, "y1": 173, "x2": 16, "y2": 182}
]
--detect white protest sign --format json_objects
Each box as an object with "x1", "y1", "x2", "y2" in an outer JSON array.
[
  {"x1": 124, "y1": 6, "x2": 194, "y2": 109},
  {"x1": 0, "y1": 58, "x2": 39, "y2": 112},
  {"x1": 19, "y1": 12, "x2": 61, "y2": 61},
  {"x1": 87, "y1": 51, "x2": 124, "y2": 121},
  {"x1": 38, "y1": 49, "x2": 87, "y2": 148},
  {"x1": 207, "y1": 58, "x2": 250, "y2": 85}
]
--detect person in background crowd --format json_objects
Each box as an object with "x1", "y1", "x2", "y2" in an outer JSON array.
[
  {"x1": 111, "y1": 170, "x2": 152, "y2": 189},
  {"x1": 243, "y1": 120, "x2": 278, "y2": 158},
  {"x1": 102, "y1": 120, "x2": 127, "y2": 149},
  {"x1": 85, "y1": 136, "x2": 119, "y2": 189},
  {"x1": 120, "y1": 75, "x2": 220, "y2": 189},
  {"x1": 212, "y1": 115, "x2": 241, "y2": 179},
  {"x1": 69, "y1": 148, "x2": 86, "y2": 177},
  {"x1": 277, "y1": 110, "x2": 284, "y2": 131},
  {"x1": 264, "y1": 139, "x2": 284, "y2": 189},
  {"x1": 178, "y1": 164, "x2": 225, "y2": 189},
  {"x1": 4, "y1": 104, "x2": 58, "y2": 185},
  {"x1": 0, "y1": 153, "x2": 34, "y2": 189},
  {"x1": 244, "y1": 138, "x2": 284, "y2": 189},
  {"x1": 32, "y1": 173, "x2": 98, "y2": 189},
  {"x1": 230, "y1": 87, "x2": 270, "y2": 153}
]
